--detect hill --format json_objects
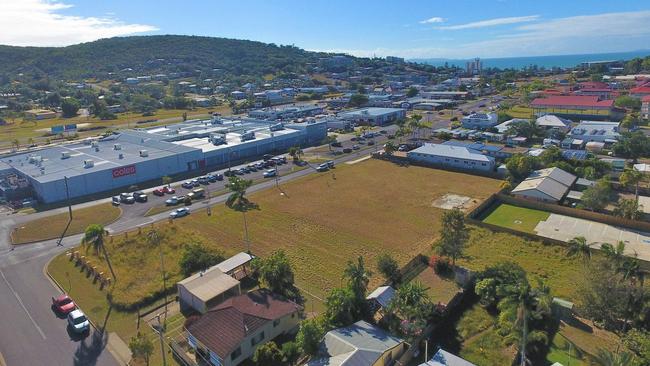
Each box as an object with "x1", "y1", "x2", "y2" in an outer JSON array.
[{"x1": 0, "y1": 35, "x2": 326, "y2": 80}]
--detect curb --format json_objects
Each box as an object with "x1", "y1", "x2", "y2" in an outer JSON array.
[
  {"x1": 0, "y1": 350, "x2": 6, "y2": 366},
  {"x1": 43, "y1": 255, "x2": 131, "y2": 366}
]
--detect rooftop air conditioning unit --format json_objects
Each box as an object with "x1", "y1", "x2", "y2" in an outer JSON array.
[
  {"x1": 83, "y1": 159, "x2": 94, "y2": 168},
  {"x1": 28, "y1": 155, "x2": 42, "y2": 164},
  {"x1": 61, "y1": 151, "x2": 70, "y2": 159},
  {"x1": 139, "y1": 150, "x2": 149, "y2": 157},
  {"x1": 114, "y1": 144, "x2": 122, "y2": 150},
  {"x1": 95, "y1": 147, "x2": 100, "y2": 152},
  {"x1": 91, "y1": 141, "x2": 99, "y2": 147},
  {"x1": 118, "y1": 153, "x2": 124, "y2": 159}
]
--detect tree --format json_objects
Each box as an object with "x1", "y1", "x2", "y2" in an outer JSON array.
[
  {"x1": 296, "y1": 318, "x2": 324, "y2": 356},
  {"x1": 383, "y1": 141, "x2": 396, "y2": 156},
  {"x1": 505, "y1": 154, "x2": 539, "y2": 181},
  {"x1": 253, "y1": 341, "x2": 283, "y2": 366},
  {"x1": 161, "y1": 175, "x2": 173, "y2": 187},
  {"x1": 11, "y1": 139, "x2": 19, "y2": 151},
  {"x1": 282, "y1": 341, "x2": 300, "y2": 366},
  {"x1": 343, "y1": 256, "x2": 372, "y2": 301},
  {"x1": 348, "y1": 94, "x2": 369, "y2": 107},
  {"x1": 621, "y1": 113, "x2": 640, "y2": 131},
  {"x1": 614, "y1": 198, "x2": 644, "y2": 220},
  {"x1": 592, "y1": 348, "x2": 637, "y2": 366},
  {"x1": 623, "y1": 329, "x2": 650, "y2": 365},
  {"x1": 61, "y1": 97, "x2": 80, "y2": 118},
  {"x1": 580, "y1": 178, "x2": 611, "y2": 211},
  {"x1": 129, "y1": 332, "x2": 154, "y2": 365},
  {"x1": 620, "y1": 169, "x2": 645, "y2": 200},
  {"x1": 251, "y1": 250, "x2": 298, "y2": 299},
  {"x1": 566, "y1": 236, "x2": 593, "y2": 263},
  {"x1": 226, "y1": 176, "x2": 257, "y2": 252},
  {"x1": 615, "y1": 95, "x2": 642, "y2": 111},
  {"x1": 377, "y1": 253, "x2": 401, "y2": 285},
  {"x1": 322, "y1": 135, "x2": 338, "y2": 152},
  {"x1": 81, "y1": 224, "x2": 116, "y2": 281},
  {"x1": 507, "y1": 120, "x2": 543, "y2": 139},
  {"x1": 179, "y1": 242, "x2": 225, "y2": 276},
  {"x1": 406, "y1": 87, "x2": 418, "y2": 98},
  {"x1": 613, "y1": 132, "x2": 650, "y2": 162},
  {"x1": 324, "y1": 287, "x2": 358, "y2": 327},
  {"x1": 288, "y1": 146, "x2": 303, "y2": 162},
  {"x1": 436, "y1": 208, "x2": 469, "y2": 266}
]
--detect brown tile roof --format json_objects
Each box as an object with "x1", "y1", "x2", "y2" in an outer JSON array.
[{"x1": 187, "y1": 289, "x2": 300, "y2": 358}]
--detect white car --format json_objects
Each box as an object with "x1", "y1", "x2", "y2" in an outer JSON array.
[
  {"x1": 67, "y1": 309, "x2": 90, "y2": 334},
  {"x1": 170, "y1": 207, "x2": 190, "y2": 218},
  {"x1": 263, "y1": 169, "x2": 277, "y2": 178},
  {"x1": 165, "y1": 196, "x2": 179, "y2": 206}
]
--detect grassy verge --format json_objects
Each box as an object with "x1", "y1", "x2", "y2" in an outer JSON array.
[
  {"x1": 11, "y1": 202, "x2": 121, "y2": 244},
  {"x1": 482, "y1": 203, "x2": 550, "y2": 233}
]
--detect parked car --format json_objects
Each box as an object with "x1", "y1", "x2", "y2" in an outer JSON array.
[
  {"x1": 255, "y1": 163, "x2": 265, "y2": 170},
  {"x1": 247, "y1": 164, "x2": 257, "y2": 172},
  {"x1": 162, "y1": 186, "x2": 175, "y2": 194},
  {"x1": 165, "y1": 196, "x2": 179, "y2": 206},
  {"x1": 153, "y1": 188, "x2": 165, "y2": 196},
  {"x1": 170, "y1": 207, "x2": 190, "y2": 218},
  {"x1": 343, "y1": 148, "x2": 352, "y2": 153},
  {"x1": 67, "y1": 309, "x2": 90, "y2": 334},
  {"x1": 52, "y1": 294, "x2": 76, "y2": 315},
  {"x1": 133, "y1": 191, "x2": 147, "y2": 202},
  {"x1": 122, "y1": 196, "x2": 135, "y2": 204},
  {"x1": 198, "y1": 176, "x2": 210, "y2": 185},
  {"x1": 111, "y1": 196, "x2": 121, "y2": 206},
  {"x1": 224, "y1": 170, "x2": 235, "y2": 177},
  {"x1": 191, "y1": 179, "x2": 200, "y2": 187},
  {"x1": 398, "y1": 145, "x2": 408, "y2": 151},
  {"x1": 352, "y1": 145, "x2": 360, "y2": 150},
  {"x1": 182, "y1": 181, "x2": 194, "y2": 189},
  {"x1": 331, "y1": 141, "x2": 342, "y2": 147},
  {"x1": 367, "y1": 140, "x2": 375, "y2": 146},
  {"x1": 119, "y1": 192, "x2": 131, "y2": 200},
  {"x1": 316, "y1": 163, "x2": 329, "y2": 172},
  {"x1": 263, "y1": 154, "x2": 273, "y2": 161},
  {"x1": 263, "y1": 169, "x2": 277, "y2": 178}
]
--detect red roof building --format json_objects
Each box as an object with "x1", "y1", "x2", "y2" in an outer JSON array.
[
  {"x1": 642, "y1": 95, "x2": 650, "y2": 119},
  {"x1": 578, "y1": 81, "x2": 609, "y2": 89},
  {"x1": 530, "y1": 95, "x2": 622, "y2": 121},
  {"x1": 531, "y1": 96, "x2": 614, "y2": 108},
  {"x1": 630, "y1": 86, "x2": 650, "y2": 97},
  {"x1": 186, "y1": 289, "x2": 301, "y2": 366}
]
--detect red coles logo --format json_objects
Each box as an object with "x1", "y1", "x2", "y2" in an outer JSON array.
[{"x1": 112, "y1": 165, "x2": 136, "y2": 178}]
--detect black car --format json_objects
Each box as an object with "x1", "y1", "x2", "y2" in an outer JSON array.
[
  {"x1": 263, "y1": 154, "x2": 273, "y2": 161},
  {"x1": 331, "y1": 141, "x2": 342, "y2": 147},
  {"x1": 343, "y1": 148, "x2": 352, "y2": 153}
]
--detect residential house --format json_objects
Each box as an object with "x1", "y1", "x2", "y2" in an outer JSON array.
[
  {"x1": 535, "y1": 115, "x2": 572, "y2": 132},
  {"x1": 494, "y1": 118, "x2": 528, "y2": 134},
  {"x1": 511, "y1": 167, "x2": 577, "y2": 203},
  {"x1": 419, "y1": 349, "x2": 476, "y2": 366},
  {"x1": 568, "y1": 121, "x2": 620, "y2": 143},
  {"x1": 307, "y1": 320, "x2": 407, "y2": 366},
  {"x1": 177, "y1": 265, "x2": 241, "y2": 314},
  {"x1": 186, "y1": 289, "x2": 301, "y2": 366},
  {"x1": 461, "y1": 112, "x2": 498, "y2": 130},
  {"x1": 407, "y1": 143, "x2": 496, "y2": 172},
  {"x1": 630, "y1": 86, "x2": 650, "y2": 99}
]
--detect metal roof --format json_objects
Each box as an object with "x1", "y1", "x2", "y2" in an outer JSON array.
[
  {"x1": 177, "y1": 266, "x2": 240, "y2": 303},
  {"x1": 409, "y1": 143, "x2": 494, "y2": 163},
  {"x1": 420, "y1": 349, "x2": 476, "y2": 366},
  {"x1": 215, "y1": 252, "x2": 254, "y2": 274},
  {"x1": 366, "y1": 286, "x2": 395, "y2": 308}
]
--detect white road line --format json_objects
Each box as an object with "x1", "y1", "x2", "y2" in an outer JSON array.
[{"x1": 0, "y1": 269, "x2": 47, "y2": 340}]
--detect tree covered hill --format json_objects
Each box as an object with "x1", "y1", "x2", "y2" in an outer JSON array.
[{"x1": 0, "y1": 35, "x2": 327, "y2": 80}]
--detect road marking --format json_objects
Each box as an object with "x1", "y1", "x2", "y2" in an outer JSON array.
[{"x1": 0, "y1": 269, "x2": 47, "y2": 340}]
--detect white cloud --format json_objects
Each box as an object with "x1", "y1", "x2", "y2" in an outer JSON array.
[
  {"x1": 326, "y1": 11, "x2": 650, "y2": 59},
  {"x1": 419, "y1": 17, "x2": 445, "y2": 24},
  {"x1": 437, "y1": 15, "x2": 539, "y2": 30},
  {"x1": 0, "y1": 0, "x2": 158, "y2": 46}
]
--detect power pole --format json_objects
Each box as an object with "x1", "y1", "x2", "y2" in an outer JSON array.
[
  {"x1": 156, "y1": 315, "x2": 167, "y2": 366},
  {"x1": 56, "y1": 176, "x2": 73, "y2": 246}
]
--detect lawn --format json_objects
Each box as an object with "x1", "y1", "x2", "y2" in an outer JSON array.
[
  {"x1": 59, "y1": 159, "x2": 502, "y2": 310},
  {"x1": 11, "y1": 202, "x2": 122, "y2": 244},
  {"x1": 482, "y1": 203, "x2": 550, "y2": 234},
  {"x1": 412, "y1": 266, "x2": 461, "y2": 306},
  {"x1": 506, "y1": 105, "x2": 534, "y2": 119}
]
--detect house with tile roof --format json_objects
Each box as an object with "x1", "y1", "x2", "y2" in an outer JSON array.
[
  {"x1": 185, "y1": 289, "x2": 301, "y2": 366},
  {"x1": 511, "y1": 167, "x2": 577, "y2": 203}
]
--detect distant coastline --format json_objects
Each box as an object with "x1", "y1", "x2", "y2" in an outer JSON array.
[{"x1": 411, "y1": 50, "x2": 650, "y2": 70}]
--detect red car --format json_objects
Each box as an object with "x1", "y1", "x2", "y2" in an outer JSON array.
[
  {"x1": 52, "y1": 294, "x2": 76, "y2": 314},
  {"x1": 153, "y1": 188, "x2": 165, "y2": 196},
  {"x1": 162, "y1": 186, "x2": 175, "y2": 194}
]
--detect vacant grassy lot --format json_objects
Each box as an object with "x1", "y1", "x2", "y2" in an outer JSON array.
[
  {"x1": 11, "y1": 202, "x2": 121, "y2": 244},
  {"x1": 62, "y1": 159, "x2": 502, "y2": 309},
  {"x1": 482, "y1": 203, "x2": 550, "y2": 233},
  {"x1": 506, "y1": 105, "x2": 534, "y2": 119},
  {"x1": 412, "y1": 266, "x2": 461, "y2": 306}
]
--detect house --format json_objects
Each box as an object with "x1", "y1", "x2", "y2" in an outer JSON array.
[
  {"x1": 366, "y1": 286, "x2": 395, "y2": 317},
  {"x1": 419, "y1": 349, "x2": 476, "y2": 366},
  {"x1": 642, "y1": 96, "x2": 650, "y2": 119},
  {"x1": 461, "y1": 113, "x2": 498, "y2": 130},
  {"x1": 339, "y1": 107, "x2": 406, "y2": 126},
  {"x1": 307, "y1": 320, "x2": 406, "y2": 366},
  {"x1": 177, "y1": 265, "x2": 241, "y2": 314},
  {"x1": 568, "y1": 121, "x2": 620, "y2": 143},
  {"x1": 511, "y1": 167, "x2": 577, "y2": 203},
  {"x1": 24, "y1": 109, "x2": 57, "y2": 120},
  {"x1": 634, "y1": 163, "x2": 650, "y2": 175},
  {"x1": 106, "y1": 105, "x2": 125, "y2": 114},
  {"x1": 535, "y1": 115, "x2": 572, "y2": 132},
  {"x1": 494, "y1": 118, "x2": 528, "y2": 134},
  {"x1": 231, "y1": 91, "x2": 246, "y2": 100},
  {"x1": 530, "y1": 95, "x2": 622, "y2": 121},
  {"x1": 408, "y1": 143, "x2": 496, "y2": 171},
  {"x1": 186, "y1": 289, "x2": 301, "y2": 366}
]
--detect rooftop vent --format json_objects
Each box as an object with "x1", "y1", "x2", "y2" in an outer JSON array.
[
  {"x1": 91, "y1": 141, "x2": 99, "y2": 147},
  {"x1": 139, "y1": 150, "x2": 149, "y2": 157},
  {"x1": 118, "y1": 153, "x2": 124, "y2": 159},
  {"x1": 61, "y1": 151, "x2": 70, "y2": 159},
  {"x1": 114, "y1": 144, "x2": 122, "y2": 150},
  {"x1": 83, "y1": 159, "x2": 94, "y2": 168}
]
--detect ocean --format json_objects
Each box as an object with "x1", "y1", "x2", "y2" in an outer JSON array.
[{"x1": 412, "y1": 50, "x2": 650, "y2": 70}]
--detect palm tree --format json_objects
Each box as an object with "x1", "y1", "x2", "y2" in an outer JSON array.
[
  {"x1": 226, "y1": 176, "x2": 257, "y2": 253},
  {"x1": 82, "y1": 224, "x2": 116, "y2": 281},
  {"x1": 343, "y1": 256, "x2": 372, "y2": 299},
  {"x1": 620, "y1": 169, "x2": 644, "y2": 201},
  {"x1": 592, "y1": 348, "x2": 635, "y2": 366},
  {"x1": 11, "y1": 138, "x2": 19, "y2": 151},
  {"x1": 600, "y1": 241, "x2": 627, "y2": 267},
  {"x1": 566, "y1": 236, "x2": 593, "y2": 263},
  {"x1": 384, "y1": 141, "x2": 396, "y2": 156}
]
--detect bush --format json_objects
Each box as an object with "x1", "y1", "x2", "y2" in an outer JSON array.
[
  {"x1": 179, "y1": 243, "x2": 225, "y2": 277},
  {"x1": 377, "y1": 253, "x2": 401, "y2": 285},
  {"x1": 430, "y1": 255, "x2": 452, "y2": 275}
]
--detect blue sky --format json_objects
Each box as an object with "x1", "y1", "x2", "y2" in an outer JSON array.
[{"x1": 2, "y1": 0, "x2": 650, "y2": 59}]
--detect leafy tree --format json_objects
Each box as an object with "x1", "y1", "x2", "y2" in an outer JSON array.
[
  {"x1": 82, "y1": 224, "x2": 116, "y2": 281},
  {"x1": 566, "y1": 236, "x2": 593, "y2": 263},
  {"x1": 179, "y1": 243, "x2": 225, "y2": 276},
  {"x1": 161, "y1": 175, "x2": 173, "y2": 187},
  {"x1": 406, "y1": 87, "x2": 418, "y2": 98},
  {"x1": 505, "y1": 154, "x2": 539, "y2": 181},
  {"x1": 130, "y1": 94, "x2": 158, "y2": 115},
  {"x1": 322, "y1": 135, "x2": 338, "y2": 152},
  {"x1": 614, "y1": 198, "x2": 644, "y2": 220},
  {"x1": 226, "y1": 176, "x2": 257, "y2": 252},
  {"x1": 343, "y1": 256, "x2": 372, "y2": 301},
  {"x1": 128, "y1": 332, "x2": 154, "y2": 365},
  {"x1": 436, "y1": 208, "x2": 469, "y2": 266},
  {"x1": 613, "y1": 132, "x2": 650, "y2": 162},
  {"x1": 61, "y1": 97, "x2": 80, "y2": 117},
  {"x1": 383, "y1": 141, "x2": 396, "y2": 156},
  {"x1": 387, "y1": 281, "x2": 432, "y2": 340},
  {"x1": 592, "y1": 348, "x2": 638, "y2": 366},
  {"x1": 615, "y1": 96, "x2": 642, "y2": 111},
  {"x1": 288, "y1": 146, "x2": 303, "y2": 162},
  {"x1": 580, "y1": 178, "x2": 611, "y2": 211},
  {"x1": 623, "y1": 329, "x2": 650, "y2": 365},
  {"x1": 325, "y1": 287, "x2": 358, "y2": 327},
  {"x1": 282, "y1": 341, "x2": 301, "y2": 366},
  {"x1": 348, "y1": 94, "x2": 369, "y2": 107},
  {"x1": 296, "y1": 318, "x2": 324, "y2": 356},
  {"x1": 621, "y1": 113, "x2": 640, "y2": 131},
  {"x1": 253, "y1": 341, "x2": 283, "y2": 366},
  {"x1": 539, "y1": 146, "x2": 563, "y2": 166},
  {"x1": 620, "y1": 169, "x2": 645, "y2": 200},
  {"x1": 506, "y1": 120, "x2": 543, "y2": 139},
  {"x1": 251, "y1": 250, "x2": 298, "y2": 299},
  {"x1": 376, "y1": 253, "x2": 401, "y2": 285}
]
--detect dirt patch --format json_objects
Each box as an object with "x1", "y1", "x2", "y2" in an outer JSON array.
[{"x1": 432, "y1": 193, "x2": 476, "y2": 211}]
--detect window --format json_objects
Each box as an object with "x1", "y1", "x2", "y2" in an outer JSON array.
[
  {"x1": 230, "y1": 347, "x2": 242, "y2": 361},
  {"x1": 273, "y1": 319, "x2": 281, "y2": 327},
  {"x1": 251, "y1": 331, "x2": 265, "y2": 346}
]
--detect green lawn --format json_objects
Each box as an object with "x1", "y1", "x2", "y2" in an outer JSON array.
[
  {"x1": 412, "y1": 266, "x2": 461, "y2": 306},
  {"x1": 482, "y1": 203, "x2": 550, "y2": 234},
  {"x1": 547, "y1": 333, "x2": 588, "y2": 366},
  {"x1": 11, "y1": 202, "x2": 122, "y2": 244}
]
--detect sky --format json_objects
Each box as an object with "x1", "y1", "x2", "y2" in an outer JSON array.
[{"x1": 1, "y1": 0, "x2": 650, "y2": 60}]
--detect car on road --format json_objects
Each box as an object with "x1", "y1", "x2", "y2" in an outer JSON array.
[
  {"x1": 343, "y1": 148, "x2": 352, "y2": 153},
  {"x1": 263, "y1": 169, "x2": 277, "y2": 178},
  {"x1": 331, "y1": 141, "x2": 342, "y2": 147},
  {"x1": 170, "y1": 207, "x2": 190, "y2": 218},
  {"x1": 352, "y1": 145, "x2": 360, "y2": 150},
  {"x1": 182, "y1": 181, "x2": 194, "y2": 189},
  {"x1": 52, "y1": 294, "x2": 76, "y2": 315},
  {"x1": 165, "y1": 196, "x2": 179, "y2": 206},
  {"x1": 67, "y1": 309, "x2": 90, "y2": 334},
  {"x1": 325, "y1": 160, "x2": 335, "y2": 168},
  {"x1": 316, "y1": 163, "x2": 329, "y2": 172},
  {"x1": 162, "y1": 186, "x2": 175, "y2": 194}
]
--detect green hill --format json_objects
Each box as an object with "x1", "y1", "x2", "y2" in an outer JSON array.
[{"x1": 0, "y1": 35, "x2": 326, "y2": 80}]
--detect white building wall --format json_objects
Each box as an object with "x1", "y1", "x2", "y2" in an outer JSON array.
[{"x1": 407, "y1": 152, "x2": 494, "y2": 171}]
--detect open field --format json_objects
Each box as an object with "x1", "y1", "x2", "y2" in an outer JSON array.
[
  {"x1": 482, "y1": 203, "x2": 550, "y2": 233},
  {"x1": 59, "y1": 159, "x2": 502, "y2": 309},
  {"x1": 11, "y1": 202, "x2": 122, "y2": 244},
  {"x1": 506, "y1": 105, "x2": 534, "y2": 119}
]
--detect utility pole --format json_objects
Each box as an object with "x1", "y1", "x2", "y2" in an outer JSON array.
[
  {"x1": 159, "y1": 241, "x2": 168, "y2": 324},
  {"x1": 56, "y1": 176, "x2": 73, "y2": 246},
  {"x1": 156, "y1": 314, "x2": 167, "y2": 366}
]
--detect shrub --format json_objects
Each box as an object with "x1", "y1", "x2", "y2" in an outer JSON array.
[
  {"x1": 430, "y1": 255, "x2": 452, "y2": 275},
  {"x1": 179, "y1": 243, "x2": 225, "y2": 277}
]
